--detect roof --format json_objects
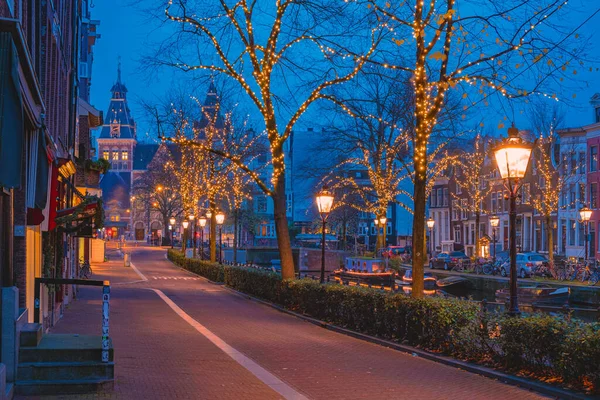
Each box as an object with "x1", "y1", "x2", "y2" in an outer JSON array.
[
  {"x1": 195, "y1": 82, "x2": 225, "y2": 131},
  {"x1": 132, "y1": 142, "x2": 179, "y2": 170},
  {"x1": 132, "y1": 144, "x2": 160, "y2": 170},
  {"x1": 100, "y1": 171, "x2": 131, "y2": 210},
  {"x1": 99, "y1": 63, "x2": 136, "y2": 139}
]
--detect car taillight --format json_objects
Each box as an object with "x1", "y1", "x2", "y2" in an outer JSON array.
[
  {"x1": 451, "y1": 258, "x2": 457, "y2": 262},
  {"x1": 526, "y1": 262, "x2": 533, "y2": 267}
]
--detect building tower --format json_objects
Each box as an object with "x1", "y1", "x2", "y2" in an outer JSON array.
[{"x1": 98, "y1": 62, "x2": 137, "y2": 237}]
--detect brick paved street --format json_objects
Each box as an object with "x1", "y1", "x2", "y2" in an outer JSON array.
[{"x1": 17, "y1": 244, "x2": 549, "y2": 399}]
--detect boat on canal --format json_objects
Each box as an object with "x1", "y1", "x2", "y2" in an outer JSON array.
[
  {"x1": 495, "y1": 285, "x2": 570, "y2": 305},
  {"x1": 334, "y1": 257, "x2": 396, "y2": 287}
]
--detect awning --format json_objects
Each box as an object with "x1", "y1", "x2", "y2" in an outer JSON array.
[
  {"x1": 56, "y1": 201, "x2": 99, "y2": 220},
  {"x1": 77, "y1": 98, "x2": 103, "y2": 128},
  {"x1": 0, "y1": 32, "x2": 23, "y2": 188}
]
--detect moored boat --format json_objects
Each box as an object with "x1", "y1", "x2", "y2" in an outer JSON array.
[
  {"x1": 495, "y1": 285, "x2": 570, "y2": 305},
  {"x1": 400, "y1": 270, "x2": 437, "y2": 289}
]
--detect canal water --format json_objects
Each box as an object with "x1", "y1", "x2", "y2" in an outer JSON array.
[{"x1": 427, "y1": 271, "x2": 600, "y2": 322}]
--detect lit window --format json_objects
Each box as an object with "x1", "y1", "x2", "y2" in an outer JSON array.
[
  {"x1": 103, "y1": 151, "x2": 109, "y2": 160},
  {"x1": 121, "y1": 151, "x2": 128, "y2": 160},
  {"x1": 112, "y1": 151, "x2": 119, "y2": 160}
]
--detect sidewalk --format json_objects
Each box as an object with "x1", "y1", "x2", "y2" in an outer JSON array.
[{"x1": 16, "y1": 248, "x2": 279, "y2": 399}]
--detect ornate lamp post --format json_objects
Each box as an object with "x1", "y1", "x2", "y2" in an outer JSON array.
[
  {"x1": 490, "y1": 215, "x2": 500, "y2": 262},
  {"x1": 189, "y1": 213, "x2": 196, "y2": 258},
  {"x1": 493, "y1": 124, "x2": 532, "y2": 316},
  {"x1": 182, "y1": 220, "x2": 189, "y2": 254},
  {"x1": 379, "y1": 216, "x2": 387, "y2": 249},
  {"x1": 169, "y1": 216, "x2": 176, "y2": 249},
  {"x1": 373, "y1": 219, "x2": 379, "y2": 255},
  {"x1": 579, "y1": 206, "x2": 592, "y2": 263},
  {"x1": 426, "y1": 218, "x2": 435, "y2": 258},
  {"x1": 216, "y1": 211, "x2": 225, "y2": 263},
  {"x1": 316, "y1": 186, "x2": 334, "y2": 283},
  {"x1": 199, "y1": 216, "x2": 207, "y2": 260}
]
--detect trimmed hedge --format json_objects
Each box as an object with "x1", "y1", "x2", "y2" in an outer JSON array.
[
  {"x1": 167, "y1": 249, "x2": 224, "y2": 282},
  {"x1": 167, "y1": 249, "x2": 600, "y2": 394}
]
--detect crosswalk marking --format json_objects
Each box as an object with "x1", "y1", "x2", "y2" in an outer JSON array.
[{"x1": 151, "y1": 276, "x2": 201, "y2": 280}]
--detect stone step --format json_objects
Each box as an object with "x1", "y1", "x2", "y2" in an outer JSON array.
[
  {"x1": 20, "y1": 323, "x2": 43, "y2": 347},
  {"x1": 15, "y1": 378, "x2": 114, "y2": 396},
  {"x1": 17, "y1": 361, "x2": 114, "y2": 381},
  {"x1": 19, "y1": 334, "x2": 113, "y2": 363}
]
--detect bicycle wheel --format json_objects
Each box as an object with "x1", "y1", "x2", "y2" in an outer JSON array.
[
  {"x1": 589, "y1": 273, "x2": 599, "y2": 286},
  {"x1": 483, "y1": 264, "x2": 492, "y2": 275}
]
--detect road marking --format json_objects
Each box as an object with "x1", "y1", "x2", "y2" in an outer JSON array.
[
  {"x1": 129, "y1": 262, "x2": 148, "y2": 281},
  {"x1": 151, "y1": 289, "x2": 308, "y2": 400},
  {"x1": 151, "y1": 276, "x2": 200, "y2": 280}
]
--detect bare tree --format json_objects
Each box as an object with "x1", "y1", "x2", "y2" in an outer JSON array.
[
  {"x1": 368, "y1": 0, "x2": 590, "y2": 296},
  {"x1": 151, "y1": 0, "x2": 383, "y2": 279}
]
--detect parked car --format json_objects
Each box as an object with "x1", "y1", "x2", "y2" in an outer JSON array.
[
  {"x1": 494, "y1": 250, "x2": 510, "y2": 263},
  {"x1": 381, "y1": 246, "x2": 411, "y2": 258},
  {"x1": 499, "y1": 252, "x2": 548, "y2": 278},
  {"x1": 429, "y1": 251, "x2": 470, "y2": 270}
]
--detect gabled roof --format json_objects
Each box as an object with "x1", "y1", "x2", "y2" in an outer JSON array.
[
  {"x1": 132, "y1": 142, "x2": 180, "y2": 170},
  {"x1": 195, "y1": 82, "x2": 225, "y2": 131},
  {"x1": 99, "y1": 62, "x2": 136, "y2": 139}
]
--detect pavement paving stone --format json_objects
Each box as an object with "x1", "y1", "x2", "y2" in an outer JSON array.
[{"x1": 16, "y1": 244, "x2": 551, "y2": 399}]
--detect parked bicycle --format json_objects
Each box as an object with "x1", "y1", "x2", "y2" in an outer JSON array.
[
  {"x1": 79, "y1": 258, "x2": 92, "y2": 279},
  {"x1": 483, "y1": 260, "x2": 502, "y2": 276}
]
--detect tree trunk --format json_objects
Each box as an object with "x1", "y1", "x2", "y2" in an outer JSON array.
[
  {"x1": 475, "y1": 211, "x2": 480, "y2": 258},
  {"x1": 272, "y1": 157, "x2": 295, "y2": 280},
  {"x1": 233, "y1": 208, "x2": 239, "y2": 264},
  {"x1": 412, "y1": 173, "x2": 426, "y2": 298},
  {"x1": 210, "y1": 197, "x2": 216, "y2": 262},
  {"x1": 546, "y1": 215, "x2": 554, "y2": 262}
]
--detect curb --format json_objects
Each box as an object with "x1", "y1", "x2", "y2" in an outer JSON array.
[{"x1": 165, "y1": 254, "x2": 595, "y2": 400}]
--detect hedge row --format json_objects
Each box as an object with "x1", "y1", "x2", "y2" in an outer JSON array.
[
  {"x1": 167, "y1": 249, "x2": 224, "y2": 282},
  {"x1": 167, "y1": 249, "x2": 600, "y2": 393}
]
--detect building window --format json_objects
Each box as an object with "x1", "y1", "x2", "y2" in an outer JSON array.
[
  {"x1": 579, "y1": 152, "x2": 586, "y2": 174},
  {"x1": 121, "y1": 151, "x2": 129, "y2": 160},
  {"x1": 371, "y1": 224, "x2": 376, "y2": 236},
  {"x1": 497, "y1": 191, "x2": 503, "y2": 213},
  {"x1": 452, "y1": 200, "x2": 459, "y2": 220},
  {"x1": 443, "y1": 188, "x2": 449, "y2": 207},
  {"x1": 456, "y1": 183, "x2": 462, "y2": 195},
  {"x1": 570, "y1": 184, "x2": 576, "y2": 209},
  {"x1": 578, "y1": 221, "x2": 584, "y2": 247},
  {"x1": 491, "y1": 192, "x2": 497, "y2": 212},
  {"x1": 570, "y1": 152, "x2": 577, "y2": 175},
  {"x1": 437, "y1": 188, "x2": 442, "y2": 208},
  {"x1": 112, "y1": 151, "x2": 119, "y2": 160},
  {"x1": 256, "y1": 196, "x2": 267, "y2": 213},
  {"x1": 387, "y1": 222, "x2": 392, "y2": 236},
  {"x1": 461, "y1": 199, "x2": 468, "y2": 220},
  {"x1": 454, "y1": 226, "x2": 461, "y2": 243},
  {"x1": 102, "y1": 151, "x2": 109, "y2": 160},
  {"x1": 580, "y1": 183, "x2": 586, "y2": 206},
  {"x1": 430, "y1": 192, "x2": 436, "y2": 207},
  {"x1": 591, "y1": 183, "x2": 598, "y2": 209},
  {"x1": 591, "y1": 146, "x2": 598, "y2": 172},
  {"x1": 521, "y1": 183, "x2": 530, "y2": 204},
  {"x1": 569, "y1": 220, "x2": 575, "y2": 246},
  {"x1": 286, "y1": 194, "x2": 292, "y2": 214}
]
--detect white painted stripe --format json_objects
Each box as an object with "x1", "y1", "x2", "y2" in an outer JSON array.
[
  {"x1": 151, "y1": 289, "x2": 307, "y2": 400},
  {"x1": 129, "y1": 262, "x2": 148, "y2": 282}
]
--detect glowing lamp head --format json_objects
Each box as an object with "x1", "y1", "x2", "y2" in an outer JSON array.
[
  {"x1": 182, "y1": 221, "x2": 189, "y2": 229},
  {"x1": 426, "y1": 218, "x2": 435, "y2": 229},
  {"x1": 315, "y1": 186, "x2": 334, "y2": 215},
  {"x1": 199, "y1": 217, "x2": 207, "y2": 227},
  {"x1": 579, "y1": 206, "x2": 593, "y2": 222},
  {"x1": 169, "y1": 216, "x2": 176, "y2": 226},
  {"x1": 206, "y1": 210, "x2": 212, "y2": 219},
  {"x1": 188, "y1": 214, "x2": 195, "y2": 221},
  {"x1": 490, "y1": 215, "x2": 500, "y2": 228},
  {"x1": 374, "y1": 219, "x2": 379, "y2": 226},
  {"x1": 215, "y1": 211, "x2": 225, "y2": 225},
  {"x1": 493, "y1": 124, "x2": 532, "y2": 180},
  {"x1": 379, "y1": 216, "x2": 387, "y2": 225}
]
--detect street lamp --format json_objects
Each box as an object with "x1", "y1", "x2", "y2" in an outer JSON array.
[
  {"x1": 490, "y1": 215, "x2": 500, "y2": 262},
  {"x1": 189, "y1": 214, "x2": 196, "y2": 258},
  {"x1": 169, "y1": 216, "x2": 176, "y2": 249},
  {"x1": 199, "y1": 216, "x2": 207, "y2": 260},
  {"x1": 182, "y1": 220, "x2": 189, "y2": 254},
  {"x1": 316, "y1": 186, "x2": 334, "y2": 283},
  {"x1": 379, "y1": 216, "x2": 387, "y2": 249},
  {"x1": 493, "y1": 124, "x2": 532, "y2": 316},
  {"x1": 216, "y1": 211, "x2": 225, "y2": 263},
  {"x1": 426, "y1": 218, "x2": 435, "y2": 258},
  {"x1": 579, "y1": 206, "x2": 592, "y2": 263}
]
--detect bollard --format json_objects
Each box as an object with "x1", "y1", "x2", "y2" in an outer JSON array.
[{"x1": 124, "y1": 253, "x2": 130, "y2": 267}]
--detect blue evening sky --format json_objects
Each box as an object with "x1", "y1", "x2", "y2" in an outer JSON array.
[{"x1": 90, "y1": 0, "x2": 600, "y2": 143}]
